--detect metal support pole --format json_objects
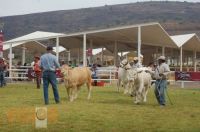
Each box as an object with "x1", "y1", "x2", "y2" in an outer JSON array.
[
  {"x1": 89, "y1": 40, "x2": 93, "y2": 64},
  {"x1": 56, "y1": 37, "x2": 59, "y2": 61},
  {"x1": 114, "y1": 41, "x2": 118, "y2": 66},
  {"x1": 22, "y1": 47, "x2": 26, "y2": 65},
  {"x1": 138, "y1": 26, "x2": 141, "y2": 63},
  {"x1": 180, "y1": 47, "x2": 183, "y2": 72},
  {"x1": 78, "y1": 48, "x2": 80, "y2": 65},
  {"x1": 68, "y1": 50, "x2": 71, "y2": 62},
  {"x1": 180, "y1": 47, "x2": 184, "y2": 88},
  {"x1": 101, "y1": 48, "x2": 104, "y2": 66},
  {"x1": 194, "y1": 51, "x2": 197, "y2": 72},
  {"x1": 83, "y1": 34, "x2": 87, "y2": 67},
  {"x1": 9, "y1": 44, "x2": 12, "y2": 78}
]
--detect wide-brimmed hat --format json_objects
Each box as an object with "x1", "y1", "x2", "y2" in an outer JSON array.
[{"x1": 158, "y1": 56, "x2": 166, "y2": 60}]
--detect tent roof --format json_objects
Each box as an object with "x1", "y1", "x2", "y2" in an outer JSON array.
[
  {"x1": 171, "y1": 33, "x2": 200, "y2": 51},
  {"x1": 3, "y1": 23, "x2": 179, "y2": 54},
  {"x1": 4, "y1": 31, "x2": 65, "y2": 44},
  {"x1": 59, "y1": 22, "x2": 178, "y2": 52},
  {"x1": 3, "y1": 41, "x2": 47, "y2": 53}
]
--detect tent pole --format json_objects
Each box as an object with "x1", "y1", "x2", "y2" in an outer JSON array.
[
  {"x1": 114, "y1": 41, "x2": 118, "y2": 66},
  {"x1": 138, "y1": 26, "x2": 141, "y2": 63},
  {"x1": 101, "y1": 47, "x2": 104, "y2": 66},
  {"x1": 89, "y1": 40, "x2": 93, "y2": 65},
  {"x1": 180, "y1": 47, "x2": 183, "y2": 71},
  {"x1": 22, "y1": 46, "x2": 26, "y2": 65},
  {"x1": 83, "y1": 34, "x2": 87, "y2": 67},
  {"x1": 68, "y1": 50, "x2": 71, "y2": 62},
  {"x1": 56, "y1": 37, "x2": 59, "y2": 61},
  {"x1": 180, "y1": 47, "x2": 184, "y2": 88},
  {"x1": 78, "y1": 48, "x2": 80, "y2": 65},
  {"x1": 9, "y1": 44, "x2": 12, "y2": 78},
  {"x1": 194, "y1": 51, "x2": 197, "y2": 72}
]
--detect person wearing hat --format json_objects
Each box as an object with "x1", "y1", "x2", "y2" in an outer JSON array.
[
  {"x1": 33, "y1": 56, "x2": 42, "y2": 89},
  {"x1": 40, "y1": 46, "x2": 60, "y2": 105},
  {"x1": 154, "y1": 56, "x2": 170, "y2": 107},
  {"x1": 132, "y1": 56, "x2": 142, "y2": 69}
]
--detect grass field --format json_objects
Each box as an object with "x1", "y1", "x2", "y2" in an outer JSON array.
[{"x1": 0, "y1": 83, "x2": 200, "y2": 132}]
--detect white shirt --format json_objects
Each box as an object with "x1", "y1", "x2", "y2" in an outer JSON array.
[{"x1": 154, "y1": 63, "x2": 170, "y2": 79}]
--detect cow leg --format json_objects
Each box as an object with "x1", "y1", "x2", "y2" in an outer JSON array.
[
  {"x1": 69, "y1": 88, "x2": 75, "y2": 102},
  {"x1": 123, "y1": 83, "x2": 129, "y2": 94},
  {"x1": 117, "y1": 79, "x2": 121, "y2": 92},
  {"x1": 137, "y1": 85, "x2": 144, "y2": 103},
  {"x1": 74, "y1": 86, "x2": 80, "y2": 99},
  {"x1": 134, "y1": 91, "x2": 140, "y2": 104},
  {"x1": 66, "y1": 88, "x2": 70, "y2": 101},
  {"x1": 68, "y1": 88, "x2": 73, "y2": 102},
  {"x1": 86, "y1": 82, "x2": 92, "y2": 100},
  {"x1": 143, "y1": 86, "x2": 148, "y2": 102}
]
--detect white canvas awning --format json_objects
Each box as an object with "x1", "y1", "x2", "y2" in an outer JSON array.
[
  {"x1": 59, "y1": 22, "x2": 178, "y2": 52},
  {"x1": 4, "y1": 31, "x2": 65, "y2": 44},
  {"x1": 3, "y1": 41, "x2": 47, "y2": 53},
  {"x1": 171, "y1": 33, "x2": 200, "y2": 51}
]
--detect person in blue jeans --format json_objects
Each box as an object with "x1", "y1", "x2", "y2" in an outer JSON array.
[
  {"x1": 40, "y1": 46, "x2": 60, "y2": 105},
  {"x1": 0, "y1": 58, "x2": 6, "y2": 87},
  {"x1": 154, "y1": 56, "x2": 170, "y2": 107}
]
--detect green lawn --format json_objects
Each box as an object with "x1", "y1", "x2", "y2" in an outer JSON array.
[{"x1": 0, "y1": 83, "x2": 200, "y2": 132}]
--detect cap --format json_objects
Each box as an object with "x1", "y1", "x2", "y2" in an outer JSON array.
[
  {"x1": 158, "y1": 56, "x2": 166, "y2": 60},
  {"x1": 46, "y1": 46, "x2": 53, "y2": 51}
]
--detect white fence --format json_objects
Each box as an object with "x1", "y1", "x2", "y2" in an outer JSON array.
[
  {"x1": 4, "y1": 66, "x2": 200, "y2": 88},
  {"x1": 93, "y1": 66, "x2": 118, "y2": 84}
]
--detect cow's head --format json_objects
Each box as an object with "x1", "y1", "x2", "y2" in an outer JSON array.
[
  {"x1": 120, "y1": 59, "x2": 131, "y2": 70},
  {"x1": 60, "y1": 64, "x2": 72, "y2": 78}
]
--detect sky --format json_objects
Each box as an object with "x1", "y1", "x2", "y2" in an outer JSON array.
[{"x1": 0, "y1": 0, "x2": 199, "y2": 17}]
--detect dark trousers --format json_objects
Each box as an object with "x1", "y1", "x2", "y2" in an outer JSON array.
[
  {"x1": 155, "y1": 79, "x2": 167, "y2": 105},
  {"x1": 35, "y1": 72, "x2": 41, "y2": 89},
  {"x1": 42, "y1": 71, "x2": 60, "y2": 104},
  {"x1": 0, "y1": 71, "x2": 5, "y2": 87}
]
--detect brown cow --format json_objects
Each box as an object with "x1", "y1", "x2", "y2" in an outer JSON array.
[{"x1": 60, "y1": 64, "x2": 92, "y2": 102}]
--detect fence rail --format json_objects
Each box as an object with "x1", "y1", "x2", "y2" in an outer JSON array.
[{"x1": 4, "y1": 67, "x2": 200, "y2": 88}]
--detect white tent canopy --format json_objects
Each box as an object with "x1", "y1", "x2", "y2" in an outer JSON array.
[
  {"x1": 171, "y1": 33, "x2": 200, "y2": 51},
  {"x1": 5, "y1": 31, "x2": 65, "y2": 44},
  {"x1": 3, "y1": 41, "x2": 46, "y2": 52},
  {"x1": 171, "y1": 33, "x2": 200, "y2": 71}
]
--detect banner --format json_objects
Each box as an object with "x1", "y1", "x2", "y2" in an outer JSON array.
[{"x1": 175, "y1": 71, "x2": 200, "y2": 81}]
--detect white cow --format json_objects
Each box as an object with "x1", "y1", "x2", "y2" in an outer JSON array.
[
  {"x1": 117, "y1": 59, "x2": 135, "y2": 94},
  {"x1": 131, "y1": 68, "x2": 152, "y2": 104}
]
